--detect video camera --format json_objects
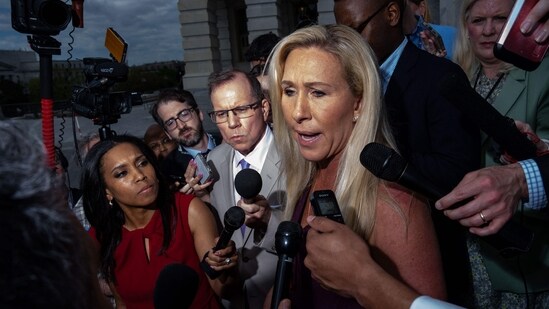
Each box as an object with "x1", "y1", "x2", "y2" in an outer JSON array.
[
  {"x1": 11, "y1": 0, "x2": 84, "y2": 36},
  {"x1": 71, "y1": 57, "x2": 135, "y2": 125}
]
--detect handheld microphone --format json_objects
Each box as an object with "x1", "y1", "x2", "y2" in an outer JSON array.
[
  {"x1": 213, "y1": 206, "x2": 246, "y2": 251},
  {"x1": 438, "y1": 72, "x2": 537, "y2": 161},
  {"x1": 200, "y1": 206, "x2": 245, "y2": 279},
  {"x1": 154, "y1": 264, "x2": 199, "y2": 309},
  {"x1": 235, "y1": 168, "x2": 263, "y2": 203},
  {"x1": 271, "y1": 221, "x2": 302, "y2": 309},
  {"x1": 360, "y1": 142, "x2": 534, "y2": 258}
]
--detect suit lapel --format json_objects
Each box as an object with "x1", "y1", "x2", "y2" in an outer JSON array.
[
  {"x1": 386, "y1": 42, "x2": 419, "y2": 97},
  {"x1": 260, "y1": 141, "x2": 281, "y2": 198},
  {"x1": 493, "y1": 68, "x2": 526, "y2": 116},
  {"x1": 220, "y1": 149, "x2": 236, "y2": 208},
  {"x1": 481, "y1": 68, "x2": 526, "y2": 144}
]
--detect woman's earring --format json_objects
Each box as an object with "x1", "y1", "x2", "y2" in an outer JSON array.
[
  {"x1": 108, "y1": 199, "x2": 113, "y2": 207},
  {"x1": 353, "y1": 114, "x2": 359, "y2": 122}
]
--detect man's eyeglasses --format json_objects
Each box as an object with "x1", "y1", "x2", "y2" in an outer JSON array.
[
  {"x1": 208, "y1": 101, "x2": 261, "y2": 124},
  {"x1": 164, "y1": 108, "x2": 196, "y2": 131},
  {"x1": 352, "y1": 0, "x2": 392, "y2": 34}
]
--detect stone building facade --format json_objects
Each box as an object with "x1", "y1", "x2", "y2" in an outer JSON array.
[{"x1": 178, "y1": 0, "x2": 462, "y2": 93}]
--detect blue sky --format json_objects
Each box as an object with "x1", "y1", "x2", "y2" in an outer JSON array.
[{"x1": 1, "y1": 0, "x2": 184, "y2": 65}]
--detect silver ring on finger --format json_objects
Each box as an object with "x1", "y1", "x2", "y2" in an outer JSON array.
[
  {"x1": 479, "y1": 211, "x2": 488, "y2": 224},
  {"x1": 224, "y1": 257, "x2": 231, "y2": 265}
]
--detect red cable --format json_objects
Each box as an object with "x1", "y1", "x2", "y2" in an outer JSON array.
[{"x1": 42, "y1": 98, "x2": 55, "y2": 168}]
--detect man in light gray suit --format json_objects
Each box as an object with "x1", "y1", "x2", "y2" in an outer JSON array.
[{"x1": 206, "y1": 69, "x2": 286, "y2": 309}]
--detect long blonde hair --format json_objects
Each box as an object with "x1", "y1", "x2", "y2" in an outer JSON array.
[
  {"x1": 454, "y1": 0, "x2": 515, "y2": 79},
  {"x1": 267, "y1": 24, "x2": 397, "y2": 239}
]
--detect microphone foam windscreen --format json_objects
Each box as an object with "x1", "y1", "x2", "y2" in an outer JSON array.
[
  {"x1": 360, "y1": 143, "x2": 407, "y2": 182},
  {"x1": 224, "y1": 206, "x2": 246, "y2": 230},
  {"x1": 153, "y1": 264, "x2": 199, "y2": 309},
  {"x1": 235, "y1": 168, "x2": 263, "y2": 199},
  {"x1": 275, "y1": 221, "x2": 302, "y2": 257}
]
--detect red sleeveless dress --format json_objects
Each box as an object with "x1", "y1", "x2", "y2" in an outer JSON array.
[{"x1": 90, "y1": 193, "x2": 220, "y2": 309}]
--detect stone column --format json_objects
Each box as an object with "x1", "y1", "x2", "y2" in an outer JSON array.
[
  {"x1": 178, "y1": 0, "x2": 221, "y2": 91},
  {"x1": 318, "y1": 0, "x2": 335, "y2": 25},
  {"x1": 245, "y1": 0, "x2": 283, "y2": 44}
]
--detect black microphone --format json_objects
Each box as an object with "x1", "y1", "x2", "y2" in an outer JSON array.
[
  {"x1": 360, "y1": 142, "x2": 534, "y2": 258},
  {"x1": 200, "y1": 206, "x2": 245, "y2": 279},
  {"x1": 213, "y1": 206, "x2": 246, "y2": 251},
  {"x1": 438, "y1": 72, "x2": 537, "y2": 161},
  {"x1": 271, "y1": 221, "x2": 302, "y2": 309},
  {"x1": 154, "y1": 264, "x2": 199, "y2": 309},
  {"x1": 235, "y1": 168, "x2": 263, "y2": 203}
]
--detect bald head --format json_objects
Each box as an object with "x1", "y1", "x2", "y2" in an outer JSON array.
[{"x1": 334, "y1": 0, "x2": 405, "y2": 62}]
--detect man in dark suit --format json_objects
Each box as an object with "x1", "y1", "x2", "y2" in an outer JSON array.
[
  {"x1": 335, "y1": 0, "x2": 480, "y2": 192},
  {"x1": 334, "y1": 0, "x2": 480, "y2": 306},
  {"x1": 205, "y1": 69, "x2": 285, "y2": 309}
]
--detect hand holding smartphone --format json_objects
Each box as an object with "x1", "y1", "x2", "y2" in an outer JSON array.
[
  {"x1": 421, "y1": 22, "x2": 445, "y2": 55},
  {"x1": 494, "y1": 0, "x2": 549, "y2": 71},
  {"x1": 194, "y1": 153, "x2": 219, "y2": 185},
  {"x1": 310, "y1": 190, "x2": 345, "y2": 224}
]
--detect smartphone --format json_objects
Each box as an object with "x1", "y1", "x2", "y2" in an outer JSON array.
[
  {"x1": 494, "y1": 0, "x2": 549, "y2": 71},
  {"x1": 104, "y1": 27, "x2": 128, "y2": 63},
  {"x1": 422, "y1": 21, "x2": 445, "y2": 53},
  {"x1": 194, "y1": 153, "x2": 219, "y2": 185},
  {"x1": 310, "y1": 190, "x2": 345, "y2": 224}
]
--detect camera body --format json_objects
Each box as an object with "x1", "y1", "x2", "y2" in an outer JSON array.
[
  {"x1": 11, "y1": 0, "x2": 72, "y2": 35},
  {"x1": 71, "y1": 58, "x2": 136, "y2": 124}
]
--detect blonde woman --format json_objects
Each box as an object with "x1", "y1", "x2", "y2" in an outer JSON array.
[{"x1": 266, "y1": 24, "x2": 445, "y2": 307}]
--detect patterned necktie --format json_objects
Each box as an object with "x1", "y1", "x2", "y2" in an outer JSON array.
[{"x1": 238, "y1": 159, "x2": 250, "y2": 236}]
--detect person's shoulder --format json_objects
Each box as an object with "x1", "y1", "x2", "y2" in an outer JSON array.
[
  {"x1": 378, "y1": 181, "x2": 428, "y2": 211},
  {"x1": 430, "y1": 23, "x2": 457, "y2": 36},
  {"x1": 208, "y1": 142, "x2": 231, "y2": 158},
  {"x1": 417, "y1": 50, "x2": 466, "y2": 81}
]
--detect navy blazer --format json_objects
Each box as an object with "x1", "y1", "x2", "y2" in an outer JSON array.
[
  {"x1": 385, "y1": 42, "x2": 481, "y2": 192},
  {"x1": 385, "y1": 42, "x2": 480, "y2": 306}
]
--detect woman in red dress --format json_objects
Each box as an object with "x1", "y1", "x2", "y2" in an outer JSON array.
[{"x1": 82, "y1": 135, "x2": 237, "y2": 308}]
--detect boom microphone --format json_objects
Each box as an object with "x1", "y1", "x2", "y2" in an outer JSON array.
[
  {"x1": 438, "y1": 72, "x2": 537, "y2": 161},
  {"x1": 360, "y1": 142, "x2": 534, "y2": 258},
  {"x1": 200, "y1": 206, "x2": 245, "y2": 279},
  {"x1": 154, "y1": 264, "x2": 199, "y2": 309},
  {"x1": 271, "y1": 221, "x2": 302, "y2": 309},
  {"x1": 235, "y1": 168, "x2": 262, "y2": 203}
]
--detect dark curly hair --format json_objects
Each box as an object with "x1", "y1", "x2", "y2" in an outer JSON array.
[{"x1": 81, "y1": 134, "x2": 176, "y2": 283}]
